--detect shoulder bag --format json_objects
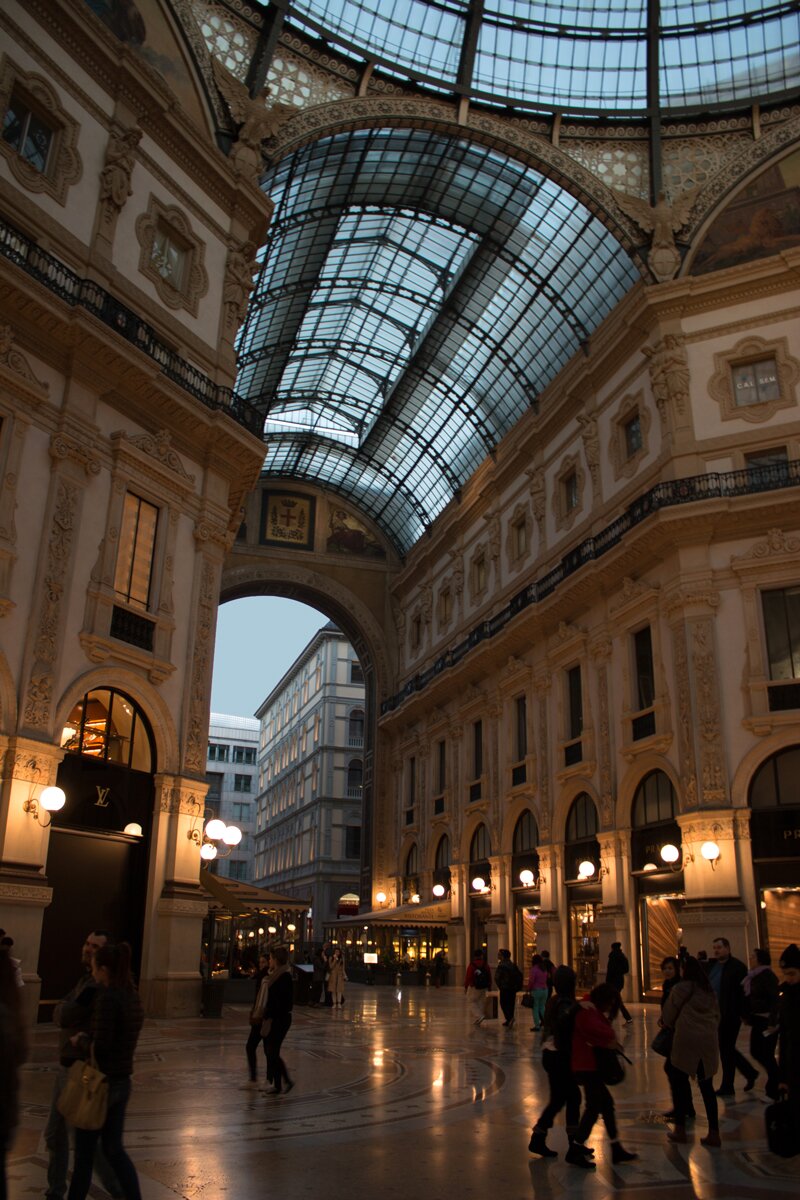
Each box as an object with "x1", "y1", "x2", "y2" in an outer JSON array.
[
  {"x1": 650, "y1": 1026, "x2": 674, "y2": 1057},
  {"x1": 57, "y1": 1050, "x2": 108, "y2": 1130},
  {"x1": 593, "y1": 1046, "x2": 631, "y2": 1087}
]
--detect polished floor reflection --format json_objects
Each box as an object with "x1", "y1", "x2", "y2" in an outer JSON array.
[{"x1": 10, "y1": 985, "x2": 797, "y2": 1198}]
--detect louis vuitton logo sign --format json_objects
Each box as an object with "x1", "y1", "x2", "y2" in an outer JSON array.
[{"x1": 95, "y1": 786, "x2": 111, "y2": 808}]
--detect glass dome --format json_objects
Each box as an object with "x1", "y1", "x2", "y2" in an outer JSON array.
[{"x1": 286, "y1": 0, "x2": 800, "y2": 117}]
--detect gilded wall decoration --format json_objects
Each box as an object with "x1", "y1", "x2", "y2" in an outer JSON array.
[
  {"x1": 326, "y1": 505, "x2": 386, "y2": 557},
  {"x1": 98, "y1": 123, "x2": 141, "y2": 232},
  {"x1": 183, "y1": 558, "x2": 217, "y2": 773},
  {"x1": 691, "y1": 617, "x2": 728, "y2": 807},
  {"x1": 260, "y1": 490, "x2": 315, "y2": 549},
  {"x1": 23, "y1": 478, "x2": 78, "y2": 728},
  {"x1": 614, "y1": 187, "x2": 698, "y2": 281},
  {"x1": 212, "y1": 57, "x2": 294, "y2": 173},
  {"x1": 670, "y1": 620, "x2": 698, "y2": 810}
]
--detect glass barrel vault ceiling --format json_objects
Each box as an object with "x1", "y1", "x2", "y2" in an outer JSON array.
[
  {"x1": 237, "y1": 130, "x2": 640, "y2": 553},
  {"x1": 287, "y1": 0, "x2": 800, "y2": 116}
]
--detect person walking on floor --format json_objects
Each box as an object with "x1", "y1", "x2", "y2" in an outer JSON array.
[
  {"x1": 776, "y1": 943, "x2": 800, "y2": 1135},
  {"x1": 495, "y1": 948, "x2": 523, "y2": 1028},
  {"x1": 45, "y1": 930, "x2": 122, "y2": 1200},
  {"x1": 658, "y1": 955, "x2": 693, "y2": 1120},
  {"x1": 0, "y1": 944, "x2": 27, "y2": 1200},
  {"x1": 67, "y1": 943, "x2": 144, "y2": 1200},
  {"x1": 327, "y1": 946, "x2": 347, "y2": 1007},
  {"x1": 464, "y1": 949, "x2": 492, "y2": 1026},
  {"x1": 565, "y1": 983, "x2": 637, "y2": 1169},
  {"x1": 527, "y1": 954, "x2": 549, "y2": 1032},
  {"x1": 708, "y1": 936, "x2": 758, "y2": 1096},
  {"x1": 606, "y1": 942, "x2": 633, "y2": 1024},
  {"x1": 742, "y1": 947, "x2": 780, "y2": 1098},
  {"x1": 661, "y1": 955, "x2": 722, "y2": 1147},
  {"x1": 260, "y1": 947, "x2": 295, "y2": 1095},
  {"x1": 245, "y1": 953, "x2": 270, "y2": 1083},
  {"x1": 529, "y1": 965, "x2": 583, "y2": 1158}
]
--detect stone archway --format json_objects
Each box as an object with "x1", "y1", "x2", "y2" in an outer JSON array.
[{"x1": 219, "y1": 555, "x2": 393, "y2": 906}]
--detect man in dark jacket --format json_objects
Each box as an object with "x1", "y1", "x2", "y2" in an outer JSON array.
[
  {"x1": 708, "y1": 936, "x2": 757, "y2": 1096},
  {"x1": 45, "y1": 931, "x2": 122, "y2": 1200},
  {"x1": 606, "y1": 943, "x2": 633, "y2": 1024},
  {"x1": 777, "y1": 943, "x2": 800, "y2": 1134},
  {"x1": 495, "y1": 948, "x2": 523, "y2": 1027}
]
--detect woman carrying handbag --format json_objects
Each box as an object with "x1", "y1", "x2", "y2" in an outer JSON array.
[
  {"x1": 261, "y1": 947, "x2": 295, "y2": 1095},
  {"x1": 661, "y1": 956, "x2": 721, "y2": 1147},
  {"x1": 67, "y1": 943, "x2": 144, "y2": 1200}
]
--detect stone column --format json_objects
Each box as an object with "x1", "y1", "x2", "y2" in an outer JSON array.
[
  {"x1": 596, "y1": 831, "x2": 635, "y2": 998},
  {"x1": 486, "y1": 853, "x2": 510, "y2": 962},
  {"x1": 0, "y1": 737, "x2": 63, "y2": 1021},
  {"x1": 677, "y1": 809, "x2": 752, "y2": 961},
  {"x1": 448, "y1": 862, "x2": 467, "y2": 981},
  {"x1": 534, "y1": 843, "x2": 564, "y2": 962}
]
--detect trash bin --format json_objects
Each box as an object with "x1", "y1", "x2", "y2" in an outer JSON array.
[{"x1": 201, "y1": 978, "x2": 225, "y2": 1018}]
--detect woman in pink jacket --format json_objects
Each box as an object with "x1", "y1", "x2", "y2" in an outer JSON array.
[
  {"x1": 565, "y1": 983, "x2": 638, "y2": 1169},
  {"x1": 527, "y1": 954, "x2": 550, "y2": 1031}
]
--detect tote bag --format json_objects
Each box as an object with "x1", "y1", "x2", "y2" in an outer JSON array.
[{"x1": 57, "y1": 1053, "x2": 108, "y2": 1131}]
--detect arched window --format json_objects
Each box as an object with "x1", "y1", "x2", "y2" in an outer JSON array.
[
  {"x1": 566, "y1": 793, "x2": 598, "y2": 843},
  {"x1": 750, "y1": 746, "x2": 800, "y2": 807},
  {"x1": 470, "y1": 823, "x2": 491, "y2": 863},
  {"x1": 348, "y1": 708, "x2": 365, "y2": 744},
  {"x1": 405, "y1": 843, "x2": 419, "y2": 877},
  {"x1": 435, "y1": 834, "x2": 451, "y2": 870},
  {"x1": 60, "y1": 688, "x2": 154, "y2": 772},
  {"x1": 347, "y1": 759, "x2": 363, "y2": 795},
  {"x1": 513, "y1": 810, "x2": 539, "y2": 852},
  {"x1": 632, "y1": 771, "x2": 677, "y2": 827}
]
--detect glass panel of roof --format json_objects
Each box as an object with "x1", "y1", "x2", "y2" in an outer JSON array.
[
  {"x1": 241, "y1": 129, "x2": 639, "y2": 552},
  {"x1": 291, "y1": 0, "x2": 466, "y2": 83}
]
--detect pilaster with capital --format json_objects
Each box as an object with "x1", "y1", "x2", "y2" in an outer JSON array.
[
  {"x1": 590, "y1": 634, "x2": 615, "y2": 828},
  {"x1": 138, "y1": 773, "x2": 210, "y2": 1016},
  {"x1": 0, "y1": 737, "x2": 64, "y2": 1019},
  {"x1": 182, "y1": 521, "x2": 228, "y2": 777}
]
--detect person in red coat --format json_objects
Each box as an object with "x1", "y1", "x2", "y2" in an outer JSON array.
[
  {"x1": 565, "y1": 983, "x2": 637, "y2": 1169},
  {"x1": 464, "y1": 950, "x2": 492, "y2": 1026}
]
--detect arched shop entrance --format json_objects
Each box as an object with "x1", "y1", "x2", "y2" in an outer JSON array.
[
  {"x1": 630, "y1": 770, "x2": 683, "y2": 998},
  {"x1": 511, "y1": 809, "x2": 540, "y2": 967},
  {"x1": 38, "y1": 688, "x2": 156, "y2": 1019},
  {"x1": 468, "y1": 823, "x2": 492, "y2": 954},
  {"x1": 750, "y1": 745, "x2": 800, "y2": 958},
  {"x1": 564, "y1": 793, "x2": 602, "y2": 991}
]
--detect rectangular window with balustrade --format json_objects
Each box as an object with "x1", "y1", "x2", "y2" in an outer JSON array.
[{"x1": 114, "y1": 492, "x2": 159, "y2": 612}]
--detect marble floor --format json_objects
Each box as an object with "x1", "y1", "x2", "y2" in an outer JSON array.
[{"x1": 10, "y1": 986, "x2": 796, "y2": 1200}]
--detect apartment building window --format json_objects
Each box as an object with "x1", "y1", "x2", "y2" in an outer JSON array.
[
  {"x1": 232, "y1": 802, "x2": 248, "y2": 822},
  {"x1": 762, "y1": 586, "x2": 800, "y2": 711},
  {"x1": 234, "y1": 774, "x2": 251, "y2": 793},
  {"x1": 348, "y1": 708, "x2": 365, "y2": 745},
  {"x1": 3, "y1": 91, "x2": 54, "y2": 173},
  {"x1": 732, "y1": 357, "x2": 780, "y2": 406},
  {"x1": 351, "y1": 660, "x2": 363, "y2": 683},
  {"x1": 347, "y1": 759, "x2": 363, "y2": 798},
  {"x1": 469, "y1": 721, "x2": 483, "y2": 802},
  {"x1": 345, "y1": 826, "x2": 361, "y2": 859},
  {"x1": 405, "y1": 756, "x2": 416, "y2": 824},
  {"x1": 433, "y1": 739, "x2": 446, "y2": 814},
  {"x1": 624, "y1": 411, "x2": 643, "y2": 459},
  {"x1": 228, "y1": 860, "x2": 247, "y2": 881},
  {"x1": 512, "y1": 695, "x2": 527, "y2": 786},
  {"x1": 632, "y1": 625, "x2": 656, "y2": 740},
  {"x1": 564, "y1": 665, "x2": 583, "y2": 766},
  {"x1": 438, "y1": 587, "x2": 452, "y2": 627},
  {"x1": 233, "y1": 745, "x2": 256, "y2": 764},
  {"x1": 114, "y1": 493, "x2": 158, "y2": 611},
  {"x1": 207, "y1": 744, "x2": 229, "y2": 762}
]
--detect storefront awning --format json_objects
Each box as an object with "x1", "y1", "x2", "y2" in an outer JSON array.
[
  {"x1": 332, "y1": 899, "x2": 453, "y2": 928},
  {"x1": 200, "y1": 869, "x2": 310, "y2": 917}
]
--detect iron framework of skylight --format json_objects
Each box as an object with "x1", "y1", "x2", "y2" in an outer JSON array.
[{"x1": 236, "y1": 128, "x2": 640, "y2": 553}]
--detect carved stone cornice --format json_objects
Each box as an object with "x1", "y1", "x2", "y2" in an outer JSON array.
[
  {"x1": 0, "y1": 324, "x2": 48, "y2": 398},
  {"x1": 3, "y1": 740, "x2": 62, "y2": 784},
  {"x1": 50, "y1": 432, "x2": 101, "y2": 477},
  {"x1": 663, "y1": 583, "x2": 720, "y2": 621},
  {"x1": 731, "y1": 528, "x2": 800, "y2": 576},
  {"x1": 609, "y1": 575, "x2": 660, "y2": 622}
]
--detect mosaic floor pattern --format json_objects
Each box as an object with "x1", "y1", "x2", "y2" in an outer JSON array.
[{"x1": 9, "y1": 986, "x2": 797, "y2": 1199}]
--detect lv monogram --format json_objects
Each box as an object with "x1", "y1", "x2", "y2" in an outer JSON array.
[{"x1": 95, "y1": 786, "x2": 111, "y2": 808}]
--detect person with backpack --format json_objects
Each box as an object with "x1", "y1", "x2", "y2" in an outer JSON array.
[
  {"x1": 606, "y1": 942, "x2": 633, "y2": 1024},
  {"x1": 464, "y1": 949, "x2": 492, "y2": 1026},
  {"x1": 495, "y1": 949, "x2": 523, "y2": 1028},
  {"x1": 529, "y1": 965, "x2": 583, "y2": 1158},
  {"x1": 565, "y1": 983, "x2": 638, "y2": 1169}
]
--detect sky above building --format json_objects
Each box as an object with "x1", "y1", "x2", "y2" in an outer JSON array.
[{"x1": 211, "y1": 596, "x2": 328, "y2": 717}]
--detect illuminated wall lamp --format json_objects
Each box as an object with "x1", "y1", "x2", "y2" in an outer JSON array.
[
  {"x1": 410, "y1": 893, "x2": 420, "y2": 904},
  {"x1": 23, "y1": 785, "x2": 66, "y2": 828},
  {"x1": 577, "y1": 860, "x2": 596, "y2": 880},
  {"x1": 700, "y1": 840, "x2": 721, "y2": 869},
  {"x1": 471, "y1": 875, "x2": 492, "y2": 893},
  {"x1": 432, "y1": 883, "x2": 446, "y2": 898},
  {"x1": 519, "y1": 869, "x2": 535, "y2": 887},
  {"x1": 375, "y1": 891, "x2": 387, "y2": 905}
]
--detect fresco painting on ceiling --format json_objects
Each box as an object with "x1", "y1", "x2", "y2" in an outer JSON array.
[
  {"x1": 692, "y1": 147, "x2": 800, "y2": 275},
  {"x1": 260, "y1": 491, "x2": 316, "y2": 550},
  {"x1": 85, "y1": 0, "x2": 206, "y2": 128},
  {"x1": 326, "y1": 507, "x2": 386, "y2": 558}
]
